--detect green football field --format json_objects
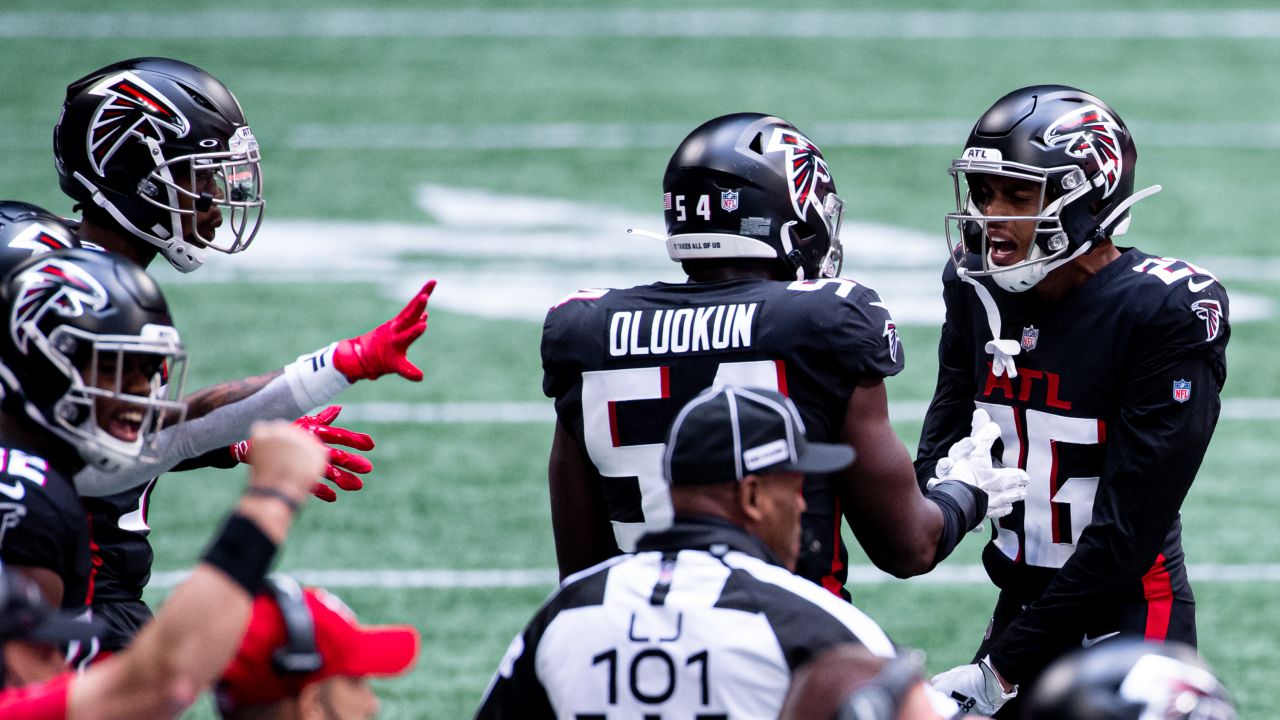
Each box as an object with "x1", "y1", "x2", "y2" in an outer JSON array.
[{"x1": 2, "y1": 2, "x2": 1279, "y2": 717}]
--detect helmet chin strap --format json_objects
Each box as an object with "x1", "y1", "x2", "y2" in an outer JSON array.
[
  {"x1": 966, "y1": 186, "x2": 1165, "y2": 377},
  {"x1": 778, "y1": 221, "x2": 804, "y2": 280},
  {"x1": 957, "y1": 268, "x2": 1021, "y2": 378},
  {"x1": 991, "y1": 240, "x2": 1092, "y2": 293}
]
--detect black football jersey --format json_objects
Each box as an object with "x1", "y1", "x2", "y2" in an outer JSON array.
[
  {"x1": 81, "y1": 481, "x2": 157, "y2": 606},
  {"x1": 543, "y1": 276, "x2": 903, "y2": 592},
  {"x1": 0, "y1": 443, "x2": 91, "y2": 610},
  {"x1": 916, "y1": 247, "x2": 1229, "y2": 677}
]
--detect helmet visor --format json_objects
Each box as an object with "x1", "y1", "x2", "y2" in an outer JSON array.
[{"x1": 817, "y1": 192, "x2": 845, "y2": 278}]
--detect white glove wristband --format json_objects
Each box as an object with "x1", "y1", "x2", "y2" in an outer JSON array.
[{"x1": 284, "y1": 342, "x2": 352, "y2": 411}]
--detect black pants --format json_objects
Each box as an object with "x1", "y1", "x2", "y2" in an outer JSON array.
[{"x1": 972, "y1": 586, "x2": 1196, "y2": 719}]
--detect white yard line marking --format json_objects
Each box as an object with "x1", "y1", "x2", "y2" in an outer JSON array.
[
  {"x1": 3, "y1": 10, "x2": 1280, "y2": 39},
  {"x1": 147, "y1": 563, "x2": 1280, "y2": 589},
  {"x1": 335, "y1": 399, "x2": 1280, "y2": 424}
]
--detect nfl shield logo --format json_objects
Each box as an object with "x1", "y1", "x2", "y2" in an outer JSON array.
[
  {"x1": 1021, "y1": 326, "x2": 1039, "y2": 352},
  {"x1": 721, "y1": 190, "x2": 739, "y2": 212},
  {"x1": 1172, "y1": 379, "x2": 1192, "y2": 403}
]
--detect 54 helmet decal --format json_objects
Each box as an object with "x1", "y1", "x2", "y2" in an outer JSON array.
[
  {"x1": 55, "y1": 57, "x2": 264, "y2": 273},
  {"x1": 0, "y1": 249, "x2": 188, "y2": 474},
  {"x1": 661, "y1": 113, "x2": 845, "y2": 280}
]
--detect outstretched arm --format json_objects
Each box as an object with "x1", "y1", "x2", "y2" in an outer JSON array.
[{"x1": 74, "y1": 281, "x2": 435, "y2": 497}]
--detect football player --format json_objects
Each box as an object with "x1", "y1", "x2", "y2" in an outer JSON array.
[
  {"x1": 38, "y1": 57, "x2": 435, "y2": 657},
  {"x1": 0, "y1": 249, "x2": 187, "y2": 615},
  {"x1": 541, "y1": 113, "x2": 1026, "y2": 593},
  {"x1": 922, "y1": 86, "x2": 1229, "y2": 716}
]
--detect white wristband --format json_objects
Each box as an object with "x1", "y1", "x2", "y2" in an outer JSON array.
[{"x1": 284, "y1": 342, "x2": 352, "y2": 410}]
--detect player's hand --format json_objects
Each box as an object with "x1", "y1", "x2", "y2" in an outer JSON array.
[
  {"x1": 232, "y1": 406, "x2": 375, "y2": 502},
  {"x1": 333, "y1": 280, "x2": 436, "y2": 382},
  {"x1": 929, "y1": 409, "x2": 1028, "y2": 520},
  {"x1": 243, "y1": 421, "x2": 329, "y2": 507},
  {"x1": 931, "y1": 656, "x2": 1016, "y2": 716}
]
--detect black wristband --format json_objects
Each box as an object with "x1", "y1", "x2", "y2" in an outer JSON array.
[
  {"x1": 925, "y1": 480, "x2": 988, "y2": 565},
  {"x1": 244, "y1": 486, "x2": 303, "y2": 512},
  {"x1": 200, "y1": 513, "x2": 279, "y2": 595}
]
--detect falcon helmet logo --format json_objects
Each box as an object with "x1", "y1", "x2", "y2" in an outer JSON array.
[
  {"x1": 1191, "y1": 299, "x2": 1224, "y2": 341},
  {"x1": 765, "y1": 127, "x2": 833, "y2": 225},
  {"x1": 84, "y1": 71, "x2": 189, "y2": 177},
  {"x1": 10, "y1": 258, "x2": 111, "y2": 354},
  {"x1": 1042, "y1": 104, "x2": 1125, "y2": 198}
]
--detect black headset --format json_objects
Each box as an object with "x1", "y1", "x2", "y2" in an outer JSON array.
[
  {"x1": 835, "y1": 650, "x2": 927, "y2": 720},
  {"x1": 264, "y1": 574, "x2": 324, "y2": 675}
]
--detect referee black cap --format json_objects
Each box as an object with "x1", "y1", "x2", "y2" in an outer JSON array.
[{"x1": 663, "y1": 386, "x2": 855, "y2": 487}]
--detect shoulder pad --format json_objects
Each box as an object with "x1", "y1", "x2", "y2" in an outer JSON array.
[{"x1": 549, "y1": 287, "x2": 611, "y2": 312}]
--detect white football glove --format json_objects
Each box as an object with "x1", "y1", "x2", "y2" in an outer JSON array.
[
  {"x1": 931, "y1": 655, "x2": 1017, "y2": 716},
  {"x1": 927, "y1": 409, "x2": 1028, "y2": 520}
]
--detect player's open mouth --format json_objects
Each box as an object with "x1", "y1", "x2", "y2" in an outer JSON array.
[
  {"x1": 107, "y1": 408, "x2": 144, "y2": 442},
  {"x1": 988, "y1": 233, "x2": 1020, "y2": 266}
]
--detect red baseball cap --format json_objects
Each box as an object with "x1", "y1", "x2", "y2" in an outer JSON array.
[{"x1": 215, "y1": 585, "x2": 420, "y2": 713}]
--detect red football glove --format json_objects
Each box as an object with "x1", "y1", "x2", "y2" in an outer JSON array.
[
  {"x1": 231, "y1": 406, "x2": 375, "y2": 502},
  {"x1": 333, "y1": 280, "x2": 436, "y2": 382}
]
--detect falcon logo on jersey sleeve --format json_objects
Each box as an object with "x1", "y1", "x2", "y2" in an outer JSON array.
[
  {"x1": 85, "y1": 71, "x2": 189, "y2": 177},
  {"x1": 0, "y1": 502, "x2": 27, "y2": 548},
  {"x1": 766, "y1": 127, "x2": 832, "y2": 222},
  {"x1": 10, "y1": 258, "x2": 110, "y2": 353},
  {"x1": 884, "y1": 320, "x2": 900, "y2": 363},
  {"x1": 1043, "y1": 104, "x2": 1124, "y2": 198},
  {"x1": 1190, "y1": 299, "x2": 1224, "y2": 342}
]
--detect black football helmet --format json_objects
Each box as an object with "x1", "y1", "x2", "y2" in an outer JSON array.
[
  {"x1": 945, "y1": 85, "x2": 1159, "y2": 292},
  {"x1": 1025, "y1": 639, "x2": 1237, "y2": 720},
  {"x1": 54, "y1": 57, "x2": 263, "y2": 273},
  {"x1": 0, "y1": 200, "x2": 80, "y2": 277},
  {"x1": 0, "y1": 249, "x2": 187, "y2": 473},
  {"x1": 662, "y1": 113, "x2": 844, "y2": 280}
]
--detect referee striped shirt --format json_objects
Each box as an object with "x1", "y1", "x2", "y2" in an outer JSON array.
[{"x1": 476, "y1": 516, "x2": 896, "y2": 719}]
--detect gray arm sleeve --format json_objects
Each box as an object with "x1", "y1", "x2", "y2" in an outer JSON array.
[{"x1": 75, "y1": 373, "x2": 309, "y2": 496}]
